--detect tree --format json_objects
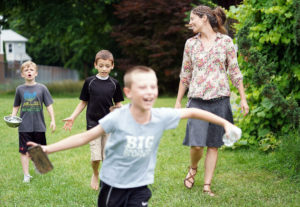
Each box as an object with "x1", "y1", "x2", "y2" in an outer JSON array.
[
  {"x1": 0, "y1": 0, "x2": 119, "y2": 78},
  {"x1": 112, "y1": 0, "x2": 197, "y2": 93}
]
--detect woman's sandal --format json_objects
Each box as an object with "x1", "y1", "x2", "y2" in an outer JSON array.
[
  {"x1": 184, "y1": 166, "x2": 197, "y2": 189},
  {"x1": 203, "y1": 184, "x2": 215, "y2": 197}
]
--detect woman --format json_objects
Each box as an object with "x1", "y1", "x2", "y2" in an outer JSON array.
[{"x1": 175, "y1": 5, "x2": 249, "y2": 196}]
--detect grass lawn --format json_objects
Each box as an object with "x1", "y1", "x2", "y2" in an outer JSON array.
[{"x1": 0, "y1": 95, "x2": 299, "y2": 207}]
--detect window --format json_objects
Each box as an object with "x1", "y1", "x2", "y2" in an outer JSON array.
[{"x1": 8, "y1": 44, "x2": 12, "y2": 53}]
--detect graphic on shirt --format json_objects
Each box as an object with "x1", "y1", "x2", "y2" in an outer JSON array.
[
  {"x1": 22, "y1": 91, "x2": 41, "y2": 112},
  {"x1": 123, "y1": 135, "x2": 154, "y2": 157}
]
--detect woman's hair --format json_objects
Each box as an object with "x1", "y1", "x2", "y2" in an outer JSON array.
[
  {"x1": 94, "y1": 50, "x2": 114, "y2": 65},
  {"x1": 192, "y1": 5, "x2": 227, "y2": 34}
]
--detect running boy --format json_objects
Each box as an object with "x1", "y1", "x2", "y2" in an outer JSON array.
[
  {"x1": 28, "y1": 66, "x2": 238, "y2": 206},
  {"x1": 63, "y1": 50, "x2": 124, "y2": 190},
  {"x1": 12, "y1": 60, "x2": 56, "y2": 183}
]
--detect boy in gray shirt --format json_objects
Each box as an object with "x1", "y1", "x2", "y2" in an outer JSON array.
[
  {"x1": 28, "y1": 66, "x2": 236, "y2": 206},
  {"x1": 12, "y1": 61, "x2": 55, "y2": 183}
]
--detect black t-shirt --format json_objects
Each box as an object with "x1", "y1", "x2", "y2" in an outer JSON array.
[{"x1": 80, "y1": 75, "x2": 124, "y2": 129}]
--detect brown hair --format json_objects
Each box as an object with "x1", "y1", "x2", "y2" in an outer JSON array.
[
  {"x1": 192, "y1": 5, "x2": 227, "y2": 34},
  {"x1": 124, "y1": 66, "x2": 156, "y2": 88},
  {"x1": 94, "y1": 50, "x2": 114, "y2": 65},
  {"x1": 21, "y1": 61, "x2": 37, "y2": 72}
]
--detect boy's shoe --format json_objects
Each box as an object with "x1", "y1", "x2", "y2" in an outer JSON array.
[{"x1": 23, "y1": 174, "x2": 33, "y2": 183}]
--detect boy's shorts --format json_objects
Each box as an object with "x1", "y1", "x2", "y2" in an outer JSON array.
[
  {"x1": 98, "y1": 182, "x2": 152, "y2": 207},
  {"x1": 89, "y1": 133, "x2": 108, "y2": 161},
  {"x1": 19, "y1": 132, "x2": 46, "y2": 154}
]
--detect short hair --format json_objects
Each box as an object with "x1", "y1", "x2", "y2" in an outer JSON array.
[
  {"x1": 21, "y1": 61, "x2": 37, "y2": 72},
  {"x1": 94, "y1": 50, "x2": 114, "y2": 65},
  {"x1": 124, "y1": 66, "x2": 156, "y2": 88}
]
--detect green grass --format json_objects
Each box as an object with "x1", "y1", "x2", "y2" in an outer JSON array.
[{"x1": 0, "y1": 96, "x2": 299, "y2": 207}]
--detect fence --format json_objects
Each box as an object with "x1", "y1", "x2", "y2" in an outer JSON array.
[{"x1": 0, "y1": 61, "x2": 79, "y2": 92}]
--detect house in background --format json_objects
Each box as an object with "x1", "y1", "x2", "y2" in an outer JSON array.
[{"x1": 0, "y1": 29, "x2": 31, "y2": 63}]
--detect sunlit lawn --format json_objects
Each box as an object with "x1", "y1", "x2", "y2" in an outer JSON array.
[{"x1": 0, "y1": 95, "x2": 299, "y2": 207}]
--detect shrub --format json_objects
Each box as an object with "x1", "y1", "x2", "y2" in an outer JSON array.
[
  {"x1": 228, "y1": 0, "x2": 300, "y2": 149},
  {"x1": 46, "y1": 80, "x2": 84, "y2": 96}
]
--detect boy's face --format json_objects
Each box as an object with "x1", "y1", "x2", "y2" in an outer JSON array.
[
  {"x1": 94, "y1": 59, "x2": 114, "y2": 78},
  {"x1": 124, "y1": 71, "x2": 158, "y2": 111},
  {"x1": 21, "y1": 65, "x2": 38, "y2": 82}
]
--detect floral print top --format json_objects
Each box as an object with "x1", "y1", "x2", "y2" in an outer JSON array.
[{"x1": 180, "y1": 32, "x2": 243, "y2": 100}]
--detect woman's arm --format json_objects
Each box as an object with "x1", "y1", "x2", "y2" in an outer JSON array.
[
  {"x1": 237, "y1": 81, "x2": 249, "y2": 116},
  {"x1": 175, "y1": 81, "x2": 188, "y2": 108}
]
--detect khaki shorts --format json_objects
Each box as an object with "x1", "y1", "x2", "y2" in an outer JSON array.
[{"x1": 89, "y1": 133, "x2": 108, "y2": 161}]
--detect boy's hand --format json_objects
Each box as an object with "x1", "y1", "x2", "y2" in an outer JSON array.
[
  {"x1": 50, "y1": 121, "x2": 56, "y2": 133},
  {"x1": 63, "y1": 117, "x2": 74, "y2": 131},
  {"x1": 109, "y1": 105, "x2": 121, "y2": 112},
  {"x1": 223, "y1": 122, "x2": 233, "y2": 137},
  {"x1": 27, "y1": 142, "x2": 48, "y2": 154}
]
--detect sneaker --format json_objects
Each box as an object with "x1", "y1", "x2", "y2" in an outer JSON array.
[{"x1": 23, "y1": 174, "x2": 33, "y2": 183}]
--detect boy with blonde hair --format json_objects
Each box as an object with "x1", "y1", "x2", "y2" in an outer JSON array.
[
  {"x1": 12, "y1": 60, "x2": 55, "y2": 183},
  {"x1": 63, "y1": 50, "x2": 124, "y2": 190},
  {"x1": 28, "y1": 66, "x2": 238, "y2": 206}
]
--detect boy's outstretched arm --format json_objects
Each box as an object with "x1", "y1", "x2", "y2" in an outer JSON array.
[
  {"x1": 46, "y1": 104, "x2": 56, "y2": 132},
  {"x1": 179, "y1": 108, "x2": 233, "y2": 134},
  {"x1": 63, "y1": 100, "x2": 87, "y2": 131},
  {"x1": 28, "y1": 124, "x2": 105, "y2": 154},
  {"x1": 11, "y1": 106, "x2": 20, "y2": 116}
]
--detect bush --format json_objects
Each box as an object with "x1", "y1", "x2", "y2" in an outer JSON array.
[
  {"x1": 228, "y1": 0, "x2": 300, "y2": 149},
  {"x1": 46, "y1": 80, "x2": 84, "y2": 96}
]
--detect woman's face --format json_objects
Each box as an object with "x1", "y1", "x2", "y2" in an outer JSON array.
[{"x1": 189, "y1": 12, "x2": 204, "y2": 33}]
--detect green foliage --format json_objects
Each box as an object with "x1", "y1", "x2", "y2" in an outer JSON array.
[
  {"x1": 228, "y1": 0, "x2": 300, "y2": 151},
  {"x1": 46, "y1": 80, "x2": 84, "y2": 96},
  {"x1": 0, "y1": 0, "x2": 120, "y2": 78}
]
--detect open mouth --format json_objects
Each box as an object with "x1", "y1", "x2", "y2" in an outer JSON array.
[{"x1": 143, "y1": 97, "x2": 154, "y2": 104}]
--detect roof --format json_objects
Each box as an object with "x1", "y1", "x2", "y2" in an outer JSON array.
[{"x1": 1, "y1": 29, "x2": 28, "y2": 42}]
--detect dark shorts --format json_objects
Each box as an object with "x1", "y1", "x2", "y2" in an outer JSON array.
[
  {"x1": 183, "y1": 97, "x2": 234, "y2": 148},
  {"x1": 98, "y1": 182, "x2": 152, "y2": 207},
  {"x1": 19, "y1": 132, "x2": 46, "y2": 154}
]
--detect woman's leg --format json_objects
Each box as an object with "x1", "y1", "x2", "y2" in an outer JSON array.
[
  {"x1": 203, "y1": 147, "x2": 218, "y2": 196},
  {"x1": 184, "y1": 146, "x2": 204, "y2": 188}
]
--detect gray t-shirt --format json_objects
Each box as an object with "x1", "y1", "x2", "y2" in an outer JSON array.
[
  {"x1": 99, "y1": 104, "x2": 181, "y2": 188},
  {"x1": 14, "y1": 83, "x2": 53, "y2": 132}
]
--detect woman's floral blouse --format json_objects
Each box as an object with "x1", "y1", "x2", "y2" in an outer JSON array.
[{"x1": 180, "y1": 32, "x2": 243, "y2": 100}]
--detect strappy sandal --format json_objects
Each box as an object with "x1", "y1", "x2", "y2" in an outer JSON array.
[
  {"x1": 203, "y1": 184, "x2": 215, "y2": 197},
  {"x1": 184, "y1": 166, "x2": 197, "y2": 189}
]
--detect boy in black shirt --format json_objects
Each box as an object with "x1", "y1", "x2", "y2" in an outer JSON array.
[{"x1": 63, "y1": 50, "x2": 124, "y2": 190}]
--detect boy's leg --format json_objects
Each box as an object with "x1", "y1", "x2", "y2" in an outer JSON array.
[
  {"x1": 89, "y1": 133, "x2": 108, "y2": 190},
  {"x1": 98, "y1": 183, "x2": 151, "y2": 207},
  {"x1": 20, "y1": 153, "x2": 30, "y2": 175},
  {"x1": 126, "y1": 186, "x2": 152, "y2": 207},
  {"x1": 19, "y1": 132, "x2": 34, "y2": 182},
  {"x1": 91, "y1": 160, "x2": 100, "y2": 190}
]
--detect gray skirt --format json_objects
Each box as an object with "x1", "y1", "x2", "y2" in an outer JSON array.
[{"x1": 183, "y1": 97, "x2": 234, "y2": 148}]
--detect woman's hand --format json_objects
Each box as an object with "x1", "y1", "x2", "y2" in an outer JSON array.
[{"x1": 240, "y1": 99, "x2": 249, "y2": 116}]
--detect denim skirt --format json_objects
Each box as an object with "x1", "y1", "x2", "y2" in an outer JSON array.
[{"x1": 182, "y1": 97, "x2": 234, "y2": 148}]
